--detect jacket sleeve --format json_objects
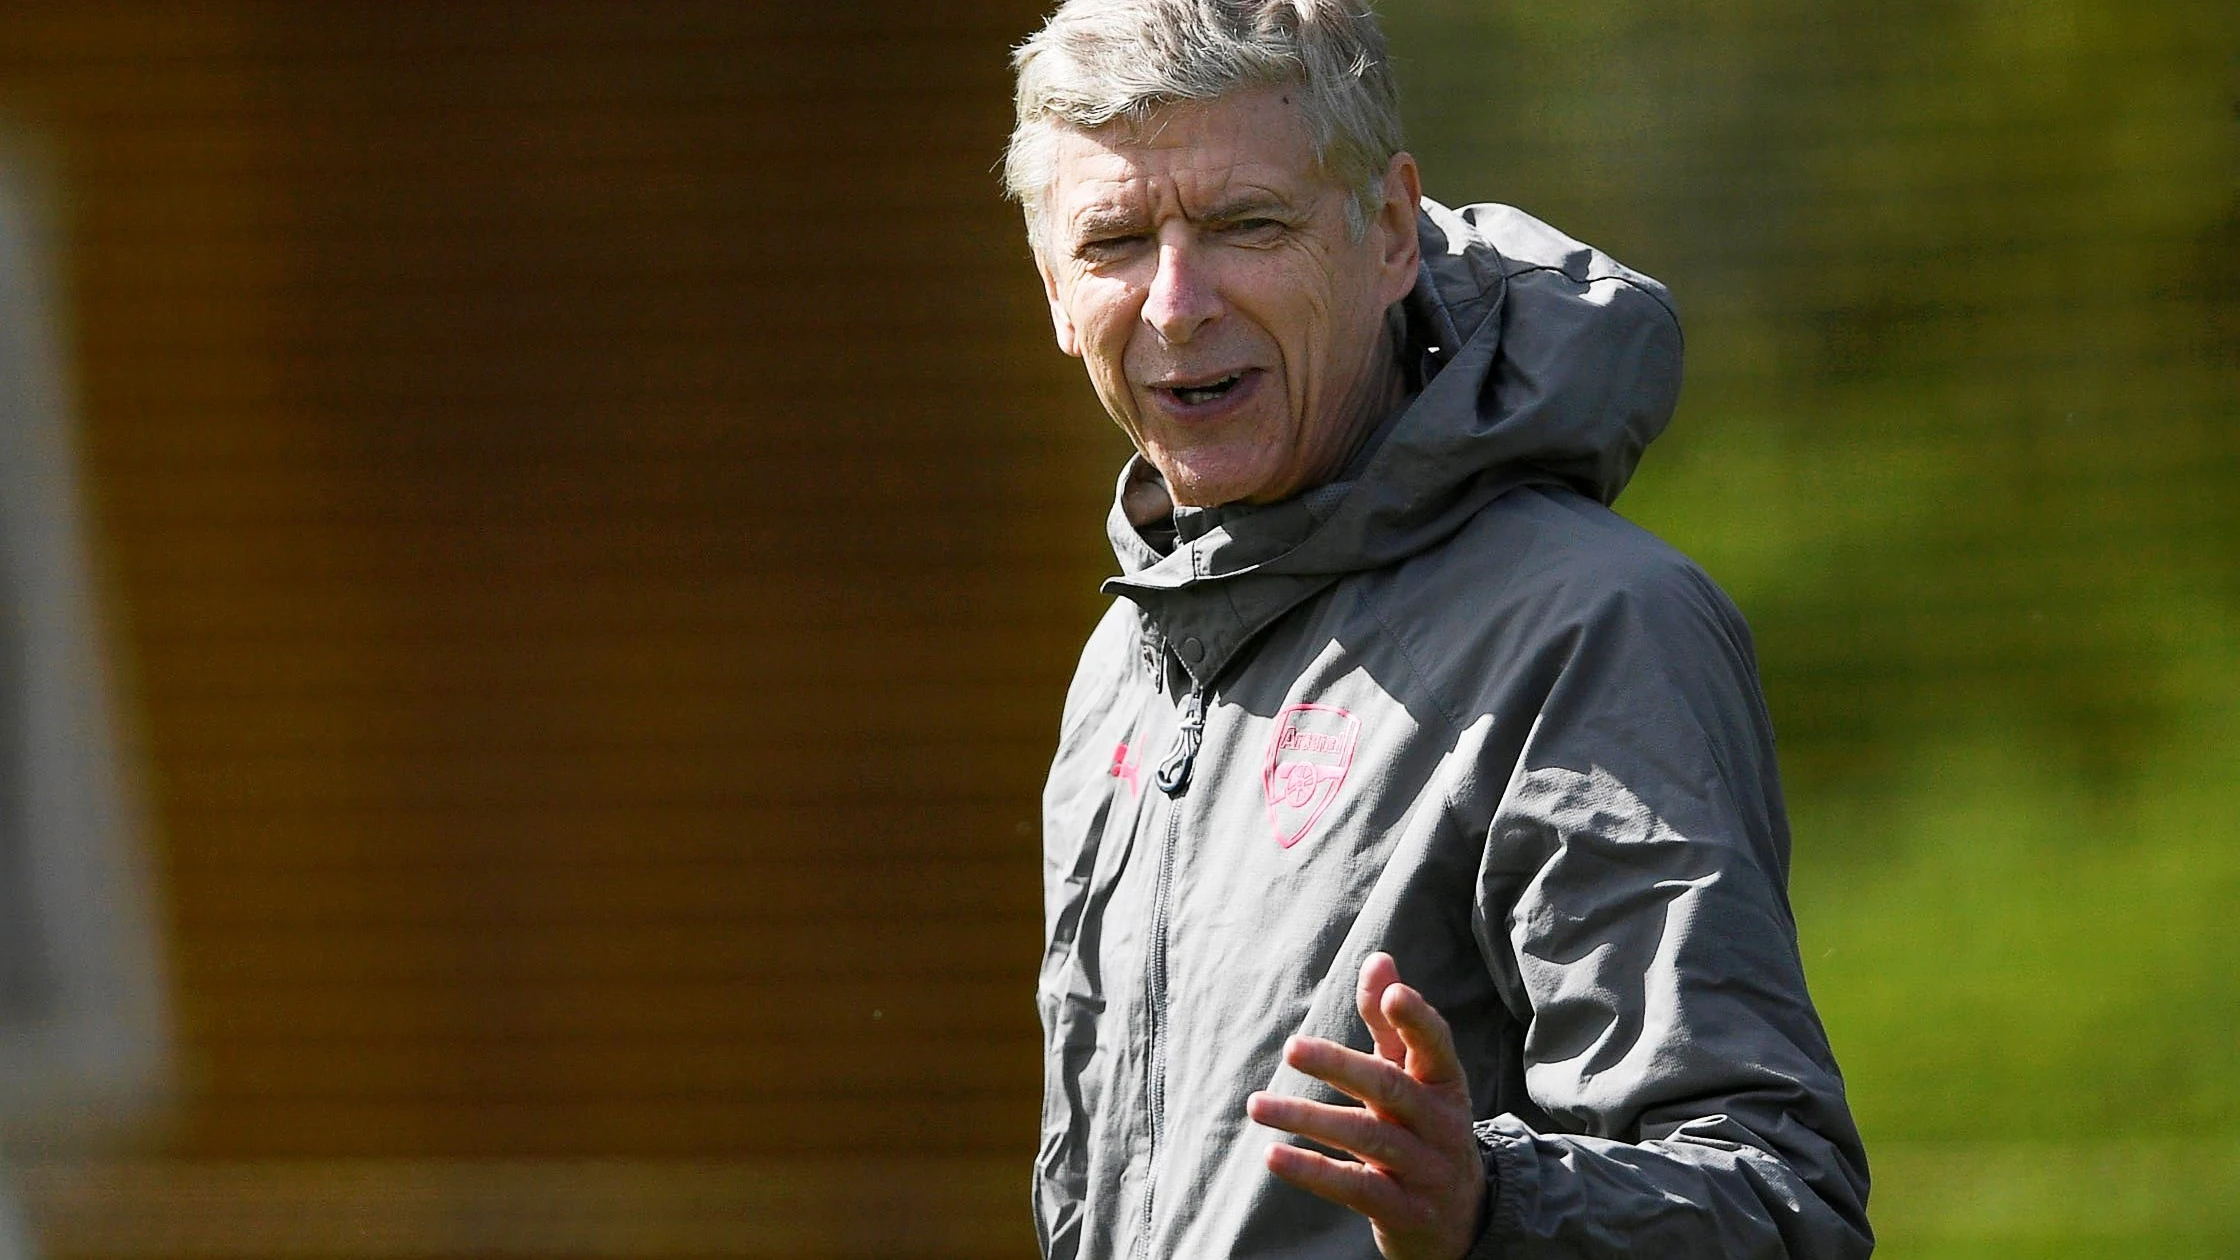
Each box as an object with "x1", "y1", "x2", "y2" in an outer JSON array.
[{"x1": 1465, "y1": 562, "x2": 1873, "y2": 1259}]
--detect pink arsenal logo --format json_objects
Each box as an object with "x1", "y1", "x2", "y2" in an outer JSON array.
[{"x1": 1262, "y1": 704, "x2": 1359, "y2": 849}]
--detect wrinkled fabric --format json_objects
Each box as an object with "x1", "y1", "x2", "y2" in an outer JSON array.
[{"x1": 1034, "y1": 200, "x2": 1871, "y2": 1259}]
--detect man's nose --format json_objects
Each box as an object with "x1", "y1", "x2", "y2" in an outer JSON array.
[{"x1": 1142, "y1": 241, "x2": 1220, "y2": 344}]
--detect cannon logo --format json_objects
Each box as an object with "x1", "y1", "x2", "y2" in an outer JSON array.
[{"x1": 1262, "y1": 704, "x2": 1359, "y2": 849}]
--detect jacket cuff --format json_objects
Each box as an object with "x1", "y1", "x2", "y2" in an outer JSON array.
[{"x1": 1465, "y1": 1121, "x2": 1527, "y2": 1259}]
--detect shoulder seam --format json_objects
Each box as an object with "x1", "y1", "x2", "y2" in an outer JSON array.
[{"x1": 1354, "y1": 576, "x2": 1469, "y2": 740}]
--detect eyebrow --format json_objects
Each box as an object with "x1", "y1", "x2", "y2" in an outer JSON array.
[
  {"x1": 1199, "y1": 193, "x2": 1295, "y2": 223},
  {"x1": 1066, "y1": 191, "x2": 1301, "y2": 243},
  {"x1": 1072, "y1": 208, "x2": 1148, "y2": 239}
]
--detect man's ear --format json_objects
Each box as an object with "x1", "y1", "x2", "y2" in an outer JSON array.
[
  {"x1": 1035, "y1": 247, "x2": 1083, "y2": 358},
  {"x1": 1373, "y1": 152, "x2": 1423, "y2": 307}
]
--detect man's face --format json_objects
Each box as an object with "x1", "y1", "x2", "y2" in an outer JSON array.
[{"x1": 1034, "y1": 87, "x2": 1421, "y2": 508}]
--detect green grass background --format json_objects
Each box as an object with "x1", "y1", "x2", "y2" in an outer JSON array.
[{"x1": 1382, "y1": 0, "x2": 2240, "y2": 1252}]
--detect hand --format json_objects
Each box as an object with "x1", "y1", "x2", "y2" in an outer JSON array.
[{"x1": 1246, "y1": 953, "x2": 1486, "y2": 1260}]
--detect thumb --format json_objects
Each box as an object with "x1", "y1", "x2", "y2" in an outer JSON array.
[{"x1": 1357, "y1": 952, "x2": 1406, "y2": 1064}]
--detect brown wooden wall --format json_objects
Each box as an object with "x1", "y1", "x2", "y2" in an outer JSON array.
[{"x1": 0, "y1": 5, "x2": 1121, "y2": 1255}]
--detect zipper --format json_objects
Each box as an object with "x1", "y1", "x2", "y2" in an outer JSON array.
[
  {"x1": 1153, "y1": 682, "x2": 1206, "y2": 796},
  {"x1": 1135, "y1": 676, "x2": 1205, "y2": 1257},
  {"x1": 1133, "y1": 797, "x2": 1182, "y2": 1259}
]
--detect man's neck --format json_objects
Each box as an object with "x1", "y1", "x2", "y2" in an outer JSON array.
[{"x1": 1312, "y1": 317, "x2": 1413, "y2": 494}]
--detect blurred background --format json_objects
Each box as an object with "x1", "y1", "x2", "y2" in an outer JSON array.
[{"x1": 0, "y1": 2, "x2": 2229, "y2": 1257}]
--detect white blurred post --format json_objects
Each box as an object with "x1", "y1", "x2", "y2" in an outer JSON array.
[{"x1": 0, "y1": 133, "x2": 170, "y2": 1256}]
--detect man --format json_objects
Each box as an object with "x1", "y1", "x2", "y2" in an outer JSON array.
[{"x1": 1004, "y1": 3, "x2": 1872, "y2": 1257}]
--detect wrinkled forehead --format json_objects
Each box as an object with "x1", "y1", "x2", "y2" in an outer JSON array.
[{"x1": 1041, "y1": 88, "x2": 1333, "y2": 234}]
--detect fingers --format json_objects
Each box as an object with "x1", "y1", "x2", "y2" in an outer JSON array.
[
  {"x1": 1357, "y1": 952, "x2": 1407, "y2": 1065},
  {"x1": 1266, "y1": 960, "x2": 1484, "y2": 1258},
  {"x1": 1382, "y1": 979, "x2": 1467, "y2": 1093},
  {"x1": 1279, "y1": 1034, "x2": 1450, "y2": 1136},
  {"x1": 1247, "y1": 1089, "x2": 1433, "y2": 1170},
  {"x1": 1262, "y1": 1141, "x2": 1417, "y2": 1225}
]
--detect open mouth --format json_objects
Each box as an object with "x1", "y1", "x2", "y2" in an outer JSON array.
[{"x1": 1166, "y1": 374, "x2": 1243, "y2": 406}]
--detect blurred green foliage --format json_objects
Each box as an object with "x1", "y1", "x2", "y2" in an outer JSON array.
[{"x1": 1381, "y1": 0, "x2": 2240, "y2": 1252}]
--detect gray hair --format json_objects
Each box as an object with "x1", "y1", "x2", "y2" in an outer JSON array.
[{"x1": 1003, "y1": 0, "x2": 1404, "y2": 256}]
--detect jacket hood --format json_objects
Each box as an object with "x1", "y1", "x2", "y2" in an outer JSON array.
[{"x1": 1103, "y1": 199, "x2": 1684, "y2": 687}]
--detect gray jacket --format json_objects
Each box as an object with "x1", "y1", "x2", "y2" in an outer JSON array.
[{"x1": 1034, "y1": 200, "x2": 1872, "y2": 1259}]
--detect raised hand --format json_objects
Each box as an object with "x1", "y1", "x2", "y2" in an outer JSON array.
[{"x1": 1246, "y1": 953, "x2": 1486, "y2": 1260}]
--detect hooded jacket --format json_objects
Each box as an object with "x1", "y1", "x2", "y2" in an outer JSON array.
[{"x1": 1034, "y1": 200, "x2": 1872, "y2": 1260}]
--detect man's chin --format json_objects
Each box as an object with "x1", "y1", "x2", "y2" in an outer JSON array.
[{"x1": 1155, "y1": 455, "x2": 1283, "y2": 509}]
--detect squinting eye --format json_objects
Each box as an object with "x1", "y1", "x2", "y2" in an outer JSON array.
[{"x1": 1076, "y1": 235, "x2": 1145, "y2": 263}]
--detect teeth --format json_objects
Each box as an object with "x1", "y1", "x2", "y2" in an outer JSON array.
[{"x1": 1173, "y1": 375, "x2": 1241, "y2": 405}]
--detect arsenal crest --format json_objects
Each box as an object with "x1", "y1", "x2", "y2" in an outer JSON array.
[{"x1": 1262, "y1": 704, "x2": 1359, "y2": 849}]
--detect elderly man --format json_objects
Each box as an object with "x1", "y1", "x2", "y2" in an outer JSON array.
[{"x1": 1004, "y1": 3, "x2": 1872, "y2": 1257}]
